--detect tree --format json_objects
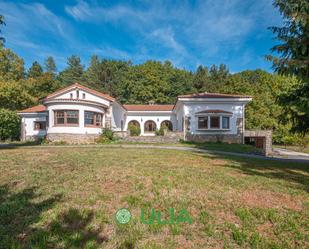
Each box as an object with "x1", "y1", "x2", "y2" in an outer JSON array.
[
  {"x1": 22, "y1": 73, "x2": 59, "y2": 99},
  {"x1": 44, "y1": 56, "x2": 57, "y2": 75},
  {"x1": 0, "y1": 80, "x2": 36, "y2": 110},
  {"x1": 28, "y1": 61, "x2": 43, "y2": 78},
  {"x1": 193, "y1": 65, "x2": 209, "y2": 91},
  {"x1": 0, "y1": 15, "x2": 5, "y2": 46},
  {"x1": 0, "y1": 108, "x2": 20, "y2": 141},
  {"x1": 58, "y1": 55, "x2": 84, "y2": 86},
  {"x1": 267, "y1": 0, "x2": 309, "y2": 134},
  {"x1": 0, "y1": 47, "x2": 25, "y2": 81}
]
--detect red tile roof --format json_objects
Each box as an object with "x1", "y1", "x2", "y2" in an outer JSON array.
[
  {"x1": 196, "y1": 109, "x2": 233, "y2": 114},
  {"x1": 178, "y1": 92, "x2": 252, "y2": 99},
  {"x1": 18, "y1": 105, "x2": 46, "y2": 113},
  {"x1": 43, "y1": 83, "x2": 115, "y2": 102},
  {"x1": 123, "y1": 104, "x2": 174, "y2": 111}
]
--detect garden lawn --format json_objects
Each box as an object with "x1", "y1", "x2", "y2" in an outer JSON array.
[{"x1": 0, "y1": 147, "x2": 308, "y2": 249}]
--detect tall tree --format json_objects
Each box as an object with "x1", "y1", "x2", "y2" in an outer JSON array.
[
  {"x1": 193, "y1": 65, "x2": 209, "y2": 92},
  {"x1": 0, "y1": 15, "x2": 5, "y2": 46},
  {"x1": 44, "y1": 56, "x2": 57, "y2": 74},
  {"x1": 58, "y1": 55, "x2": 84, "y2": 86},
  {"x1": 0, "y1": 47, "x2": 25, "y2": 81},
  {"x1": 267, "y1": 0, "x2": 309, "y2": 134},
  {"x1": 28, "y1": 61, "x2": 43, "y2": 78}
]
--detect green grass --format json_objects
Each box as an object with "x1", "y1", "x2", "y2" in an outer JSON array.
[
  {"x1": 179, "y1": 140, "x2": 263, "y2": 154},
  {"x1": 0, "y1": 147, "x2": 308, "y2": 248}
]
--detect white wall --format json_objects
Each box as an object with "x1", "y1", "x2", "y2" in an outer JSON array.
[
  {"x1": 47, "y1": 103, "x2": 105, "y2": 134},
  {"x1": 183, "y1": 102, "x2": 243, "y2": 135},
  {"x1": 54, "y1": 89, "x2": 111, "y2": 107},
  {"x1": 125, "y1": 112, "x2": 176, "y2": 135},
  {"x1": 21, "y1": 113, "x2": 47, "y2": 138},
  {"x1": 111, "y1": 102, "x2": 126, "y2": 131}
]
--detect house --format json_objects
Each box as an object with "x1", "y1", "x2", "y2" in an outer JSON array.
[{"x1": 18, "y1": 83, "x2": 252, "y2": 144}]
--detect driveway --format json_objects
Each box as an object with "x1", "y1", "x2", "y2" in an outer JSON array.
[{"x1": 273, "y1": 147, "x2": 309, "y2": 161}]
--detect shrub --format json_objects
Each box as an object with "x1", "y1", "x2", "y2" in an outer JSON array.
[
  {"x1": 0, "y1": 108, "x2": 21, "y2": 141},
  {"x1": 96, "y1": 128, "x2": 115, "y2": 143},
  {"x1": 128, "y1": 124, "x2": 141, "y2": 136},
  {"x1": 155, "y1": 127, "x2": 164, "y2": 136}
]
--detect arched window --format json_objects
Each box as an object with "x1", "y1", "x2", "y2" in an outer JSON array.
[
  {"x1": 144, "y1": 120, "x2": 156, "y2": 132},
  {"x1": 161, "y1": 120, "x2": 173, "y2": 131}
]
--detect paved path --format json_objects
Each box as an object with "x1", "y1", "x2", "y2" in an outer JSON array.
[
  {"x1": 273, "y1": 147, "x2": 309, "y2": 161},
  {"x1": 1, "y1": 143, "x2": 309, "y2": 164}
]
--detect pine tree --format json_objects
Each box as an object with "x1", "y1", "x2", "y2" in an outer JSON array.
[
  {"x1": 44, "y1": 56, "x2": 57, "y2": 74},
  {"x1": 0, "y1": 15, "x2": 5, "y2": 46},
  {"x1": 58, "y1": 55, "x2": 84, "y2": 86},
  {"x1": 28, "y1": 61, "x2": 43, "y2": 78},
  {"x1": 267, "y1": 0, "x2": 309, "y2": 134}
]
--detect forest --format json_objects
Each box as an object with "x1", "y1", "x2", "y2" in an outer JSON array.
[{"x1": 0, "y1": 0, "x2": 308, "y2": 145}]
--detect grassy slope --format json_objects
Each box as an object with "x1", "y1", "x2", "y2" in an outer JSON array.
[{"x1": 0, "y1": 147, "x2": 308, "y2": 249}]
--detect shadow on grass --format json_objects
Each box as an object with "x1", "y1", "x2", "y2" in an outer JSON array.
[
  {"x1": 180, "y1": 140, "x2": 262, "y2": 154},
  {"x1": 204, "y1": 152, "x2": 309, "y2": 193},
  {"x1": 0, "y1": 184, "x2": 107, "y2": 248}
]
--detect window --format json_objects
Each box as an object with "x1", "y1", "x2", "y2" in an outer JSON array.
[
  {"x1": 210, "y1": 116, "x2": 220, "y2": 129},
  {"x1": 222, "y1": 116, "x2": 230, "y2": 129},
  {"x1": 82, "y1": 93, "x2": 86, "y2": 99},
  {"x1": 54, "y1": 110, "x2": 79, "y2": 126},
  {"x1": 198, "y1": 117, "x2": 208, "y2": 129},
  {"x1": 76, "y1": 90, "x2": 79, "y2": 99},
  {"x1": 70, "y1": 93, "x2": 73, "y2": 99},
  {"x1": 84, "y1": 111, "x2": 103, "y2": 127},
  {"x1": 34, "y1": 121, "x2": 46, "y2": 130}
]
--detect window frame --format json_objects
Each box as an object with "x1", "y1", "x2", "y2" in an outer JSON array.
[
  {"x1": 222, "y1": 116, "x2": 230, "y2": 129},
  {"x1": 54, "y1": 110, "x2": 79, "y2": 127},
  {"x1": 197, "y1": 116, "x2": 208, "y2": 130},
  {"x1": 210, "y1": 116, "x2": 220, "y2": 129},
  {"x1": 34, "y1": 121, "x2": 46, "y2": 130},
  {"x1": 84, "y1": 111, "x2": 103, "y2": 128},
  {"x1": 196, "y1": 114, "x2": 232, "y2": 130}
]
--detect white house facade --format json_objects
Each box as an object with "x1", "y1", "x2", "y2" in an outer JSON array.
[{"x1": 18, "y1": 83, "x2": 252, "y2": 143}]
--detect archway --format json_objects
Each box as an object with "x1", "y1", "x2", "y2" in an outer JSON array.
[
  {"x1": 127, "y1": 120, "x2": 141, "y2": 136},
  {"x1": 161, "y1": 120, "x2": 173, "y2": 131},
  {"x1": 144, "y1": 120, "x2": 156, "y2": 133},
  {"x1": 127, "y1": 120, "x2": 140, "y2": 129}
]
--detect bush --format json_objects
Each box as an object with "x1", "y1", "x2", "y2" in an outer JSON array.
[
  {"x1": 96, "y1": 128, "x2": 115, "y2": 143},
  {"x1": 0, "y1": 108, "x2": 21, "y2": 141},
  {"x1": 155, "y1": 127, "x2": 165, "y2": 136},
  {"x1": 128, "y1": 124, "x2": 141, "y2": 136}
]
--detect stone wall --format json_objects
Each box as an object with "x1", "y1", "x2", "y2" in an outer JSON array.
[
  {"x1": 46, "y1": 133, "x2": 99, "y2": 144},
  {"x1": 244, "y1": 130, "x2": 272, "y2": 156},
  {"x1": 122, "y1": 131, "x2": 183, "y2": 143},
  {"x1": 185, "y1": 134, "x2": 242, "y2": 144}
]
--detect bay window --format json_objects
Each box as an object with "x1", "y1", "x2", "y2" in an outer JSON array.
[
  {"x1": 198, "y1": 117, "x2": 208, "y2": 129},
  {"x1": 210, "y1": 116, "x2": 220, "y2": 129},
  {"x1": 84, "y1": 111, "x2": 103, "y2": 127},
  {"x1": 54, "y1": 110, "x2": 79, "y2": 126},
  {"x1": 222, "y1": 116, "x2": 230, "y2": 129},
  {"x1": 197, "y1": 115, "x2": 230, "y2": 130}
]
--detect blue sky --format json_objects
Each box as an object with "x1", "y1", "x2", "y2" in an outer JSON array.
[{"x1": 0, "y1": 0, "x2": 283, "y2": 72}]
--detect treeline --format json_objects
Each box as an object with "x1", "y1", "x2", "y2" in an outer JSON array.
[{"x1": 0, "y1": 45, "x2": 302, "y2": 144}]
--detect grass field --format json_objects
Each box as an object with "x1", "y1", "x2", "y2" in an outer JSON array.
[{"x1": 0, "y1": 147, "x2": 308, "y2": 249}]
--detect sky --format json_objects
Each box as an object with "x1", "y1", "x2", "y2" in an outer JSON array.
[{"x1": 0, "y1": 0, "x2": 283, "y2": 73}]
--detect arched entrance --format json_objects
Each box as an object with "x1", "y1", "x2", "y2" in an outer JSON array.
[
  {"x1": 127, "y1": 120, "x2": 141, "y2": 136},
  {"x1": 161, "y1": 120, "x2": 173, "y2": 131},
  {"x1": 144, "y1": 120, "x2": 156, "y2": 133},
  {"x1": 128, "y1": 120, "x2": 140, "y2": 129}
]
